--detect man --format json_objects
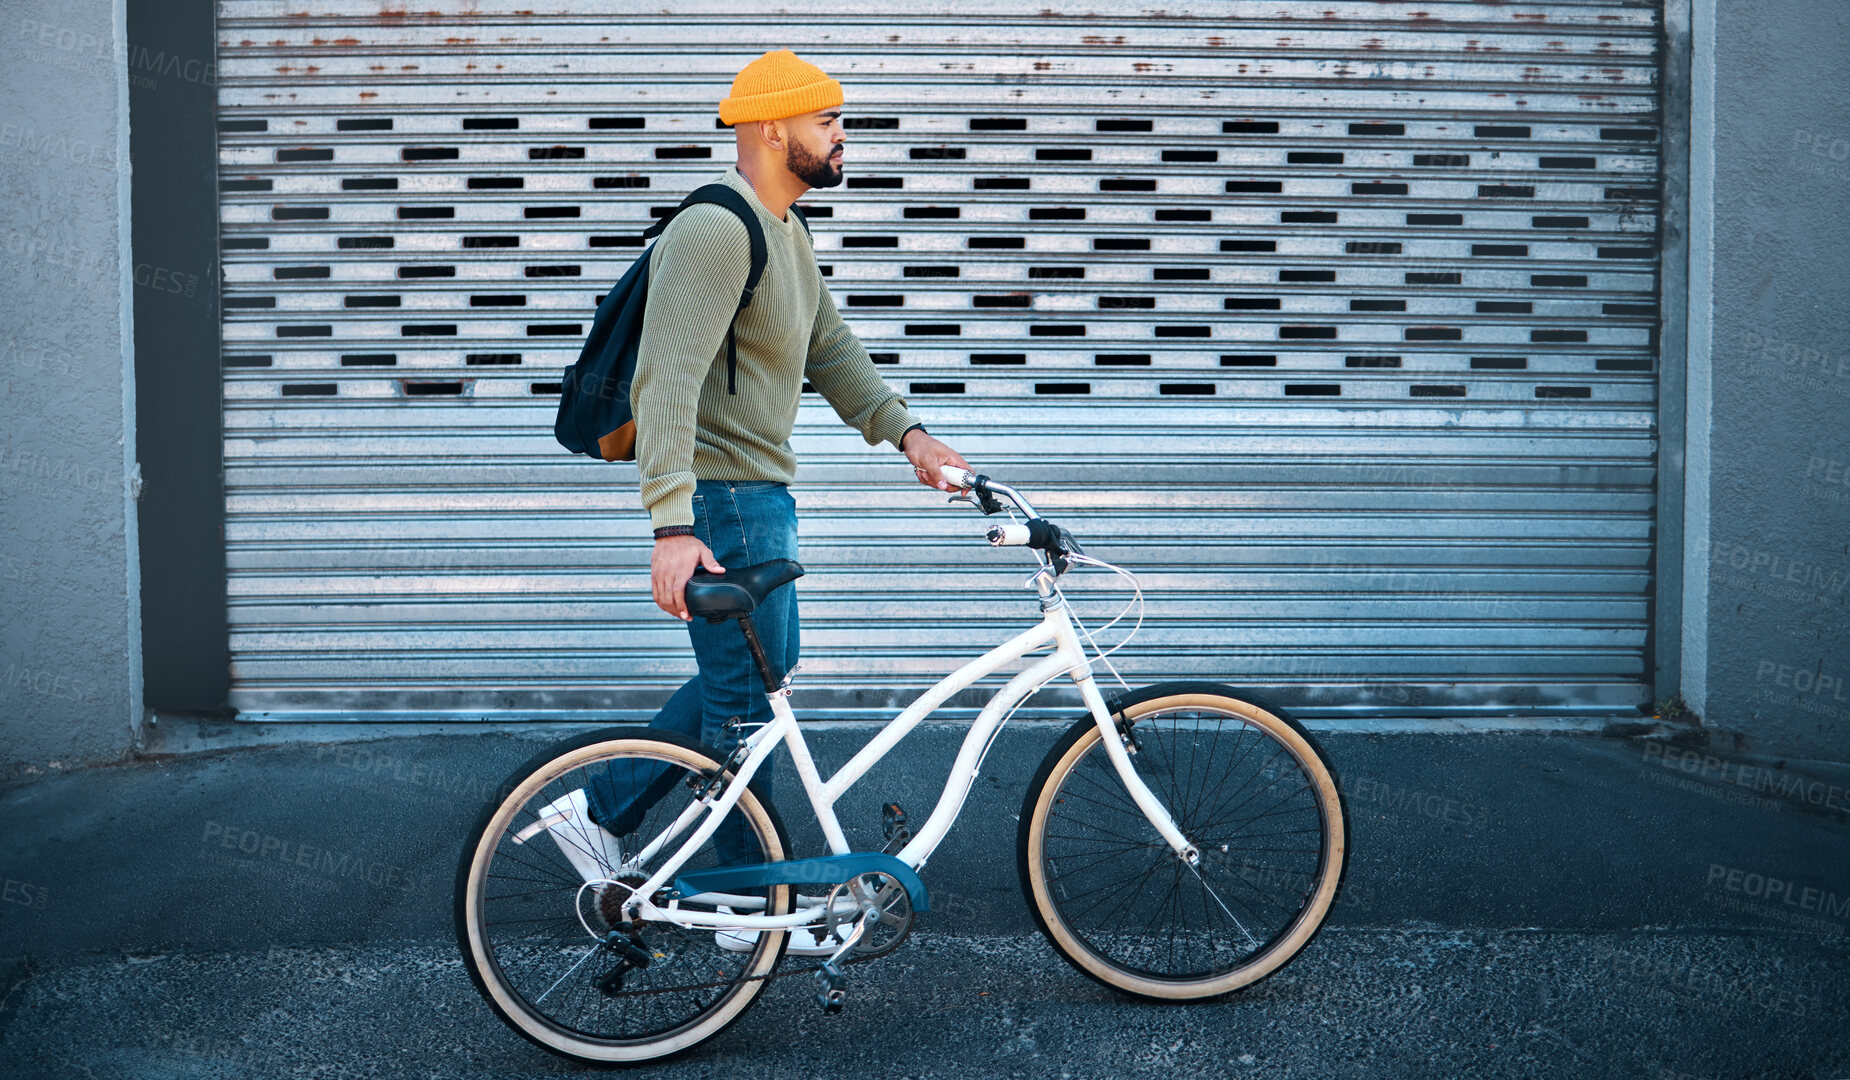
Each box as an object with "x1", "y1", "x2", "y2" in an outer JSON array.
[{"x1": 539, "y1": 51, "x2": 970, "y2": 945}]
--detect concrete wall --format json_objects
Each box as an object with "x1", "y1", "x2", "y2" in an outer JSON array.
[
  {"x1": 0, "y1": 0, "x2": 141, "y2": 770},
  {"x1": 0, "y1": 0, "x2": 1844, "y2": 769},
  {"x1": 1691, "y1": 0, "x2": 1850, "y2": 759}
]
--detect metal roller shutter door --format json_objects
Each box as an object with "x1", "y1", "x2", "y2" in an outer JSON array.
[{"x1": 216, "y1": 0, "x2": 1665, "y2": 719}]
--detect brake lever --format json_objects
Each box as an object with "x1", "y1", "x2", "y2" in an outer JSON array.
[
  {"x1": 972, "y1": 479, "x2": 1006, "y2": 516},
  {"x1": 946, "y1": 488, "x2": 1006, "y2": 516}
]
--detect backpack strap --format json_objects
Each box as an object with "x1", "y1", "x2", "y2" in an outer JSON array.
[{"x1": 642, "y1": 183, "x2": 768, "y2": 396}]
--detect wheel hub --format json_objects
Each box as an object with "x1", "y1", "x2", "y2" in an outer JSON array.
[{"x1": 595, "y1": 870, "x2": 659, "y2": 930}]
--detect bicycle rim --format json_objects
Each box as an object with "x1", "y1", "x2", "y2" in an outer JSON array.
[
  {"x1": 1022, "y1": 689, "x2": 1346, "y2": 999},
  {"x1": 457, "y1": 734, "x2": 791, "y2": 1063}
]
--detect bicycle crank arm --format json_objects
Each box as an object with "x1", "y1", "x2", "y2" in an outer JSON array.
[{"x1": 813, "y1": 905, "x2": 878, "y2": 1015}]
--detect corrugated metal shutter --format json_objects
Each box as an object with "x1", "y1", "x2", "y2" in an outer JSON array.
[{"x1": 216, "y1": 0, "x2": 1664, "y2": 719}]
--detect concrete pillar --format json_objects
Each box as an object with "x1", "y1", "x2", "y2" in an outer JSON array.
[{"x1": 0, "y1": 0, "x2": 142, "y2": 771}]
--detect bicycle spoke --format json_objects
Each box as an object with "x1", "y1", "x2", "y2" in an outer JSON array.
[
  {"x1": 1044, "y1": 843, "x2": 1163, "y2": 876},
  {"x1": 1188, "y1": 721, "x2": 1264, "y2": 825},
  {"x1": 1054, "y1": 862, "x2": 1164, "y2": 918},
  {"x1": 1209, "y1": 794, "x2": 1319, "y2": 833},
  {"x1": 1052, "y1": 778, "x2": 1148, "y2": 821},
  {"x1": 1033, "y1": 702, "x2": 1342, "y2": 987},
  {"x1": 483, "y1": 884, "x2": 584, "y2": 905},
  {"x1": 1044, "y1": 811, "x2": 1161, "y2": 848},
  {"x1": 1066, "y1": 762, "x2": 1146, "y2": 816},
  {"x1": 1060, "y1": 852, "x2": 1169, "y2": 924},
  {"x1": 1186, "y1": 860, "x2": 1259, "y2": 950},
  {"x1": 485, "y1": 913, "x2": 592, "y2": 929},
  {"x1": 534, "y1": 944, "x2": 603, "y2": 1005},
  {"x1": 463, "y1": 741, "x2": 793, "y2": 1052},
  {"x1": 1198, "y1": 773, "x2": 1317, "y2": 838}
]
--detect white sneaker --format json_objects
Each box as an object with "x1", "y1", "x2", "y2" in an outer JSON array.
[
  {"x1": 714, "y1": 908, "x2": 838, "y2": 956},
  {"x1": 513, "y1": 788, "x2": 624, "y2": 887}
]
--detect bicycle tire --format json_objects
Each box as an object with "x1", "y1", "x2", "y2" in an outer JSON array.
[
  {"x1": 455, "y1": 727, "x2": 793, "y2": 1064},
  {"x1": 1018, "y1": 682, "x2": 1349, "y2": 1000}
]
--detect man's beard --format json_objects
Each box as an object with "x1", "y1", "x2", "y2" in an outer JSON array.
[{"x1": 786, "y1": 140, "x2": 842, "y2": 188}]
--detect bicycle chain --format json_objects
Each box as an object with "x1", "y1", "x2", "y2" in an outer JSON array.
[
  {"x1": 591, "y1": 936, "x2": 891, "y2": 1000},
  {"x1": 589, "y1": 856, "x2": 914, "y2": 1001}
]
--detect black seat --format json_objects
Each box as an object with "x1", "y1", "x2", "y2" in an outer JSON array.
[{"x1": 684, "y1": 559, "x2": 805, "y2": 622}]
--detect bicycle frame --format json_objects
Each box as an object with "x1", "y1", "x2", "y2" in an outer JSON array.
[{"x1": 621, "y1": 578, "x2": 1196, "y2": 932}]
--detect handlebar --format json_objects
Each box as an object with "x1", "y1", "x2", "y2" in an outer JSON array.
[
  {"x1": 939, "y1": 467, "x2": 1144, "y2": 666},
  {"x1": 986, "y1": 519, "x2": 1071, "y2": 554},
  {"x1": 939, "y1": 465, "x2": 1077, "y2": 570},
  {"x1": 938, "y1": 466, "x2": 1043, "y2": 520}
]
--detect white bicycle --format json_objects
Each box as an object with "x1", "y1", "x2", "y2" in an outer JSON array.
[{"x1": 455, "y1": 467, "x2": 1350, "y2": 1064}]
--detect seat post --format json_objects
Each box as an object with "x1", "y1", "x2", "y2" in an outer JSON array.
[{"x1": 734, "y1": 614, "x2": 781, "y2": 694}]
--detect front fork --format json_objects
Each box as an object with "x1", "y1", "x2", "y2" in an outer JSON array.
[{"x1": 1059, "y1": 625, "x2": 1199, "y2": 865}]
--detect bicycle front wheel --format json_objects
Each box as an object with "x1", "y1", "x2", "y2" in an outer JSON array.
[
  {"x1": 1018, "y1": 683, "x2": 1348, "y2": 1000},
  {"x1": 455, "y1": 728, "x2": 793, "y2": 1064}
]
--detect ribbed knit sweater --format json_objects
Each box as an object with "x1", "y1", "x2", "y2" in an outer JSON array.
[{"x1": 631, "y1": 167, "x2": 920, "y2": 530}]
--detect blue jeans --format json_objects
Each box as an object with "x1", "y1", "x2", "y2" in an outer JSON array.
[{"x1": 586, "y1": 480, "x2": 800, "y2": 866}]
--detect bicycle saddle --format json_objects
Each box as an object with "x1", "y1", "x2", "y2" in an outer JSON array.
[{"x1": 684, "y1": 559, "x2": 805, "y2": 622}]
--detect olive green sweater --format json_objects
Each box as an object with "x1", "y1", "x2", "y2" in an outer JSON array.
[{"x1": 630, "y1": 167, "x2": 919, "y2": 530}]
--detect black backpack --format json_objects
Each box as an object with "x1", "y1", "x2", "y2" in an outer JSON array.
[{"x1": 553, "y1": 183, "x2": 807, "y2": 461}]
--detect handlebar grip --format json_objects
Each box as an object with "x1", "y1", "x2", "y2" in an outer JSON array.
[
  {"x1": 939, "y1": 464, "x2": 975, "y2": 490},
  {"x1": 987, "y1": 523, "x2": 1032, "y2": 546}
]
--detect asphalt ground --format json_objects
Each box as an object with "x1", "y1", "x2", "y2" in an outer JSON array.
[
  {"x1": 2, "y1": 931, "x2": 1845, "y2": 1079},
  {"x1": 1, "y1": 723, "x2": 1847, "y2": 1077}
]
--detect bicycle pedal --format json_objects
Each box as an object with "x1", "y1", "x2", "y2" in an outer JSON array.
[
  {"x1": 881, "y1": 802, "x2": 911, "y2": 845},
  {"x1": 814, "y1": 963, "x2": 848, "y2": 1015}
]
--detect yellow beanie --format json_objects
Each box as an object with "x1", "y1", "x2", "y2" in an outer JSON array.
[{"x1": 718, "y1": 50, "x2": 844, "y2": 125}]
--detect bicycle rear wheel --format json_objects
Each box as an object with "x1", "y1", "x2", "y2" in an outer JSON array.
[
  {"x1": 1018, "y1": 683, "x2": 1348, "y2": 1000},
  {"x1": 455, "y1": 728, "x2": 792, "y2": 1064}
]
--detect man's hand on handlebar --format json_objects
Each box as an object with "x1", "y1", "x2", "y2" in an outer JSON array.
[
  {"x1": 902, "y1": 429, "x2": 973, "y2": 493},
  {"x1": 652, "y1": 534, "x2": 724, "y2": 621}
]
